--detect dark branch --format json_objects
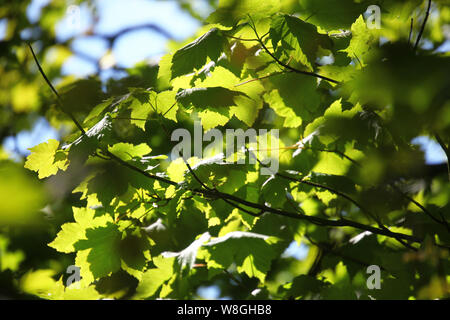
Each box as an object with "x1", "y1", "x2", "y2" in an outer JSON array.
[
  {"x1": 31, "y1": 37, "x2": 446, "y2": 248},
  {"x1": 434, "y1": 133, "x2": 450, "y2": 182},
  {"x1": 247, "y1": 16, "x2": 340, "y2": 85},
  {"x1": 408, "y1": 18, "x2": 414, "y2": 45},
  {"x1": 27, "y1": 43, "x2": 86, "y2": 134},
  {"x1": 414, "y1": 0, "x2": 432, "y2": 52}
]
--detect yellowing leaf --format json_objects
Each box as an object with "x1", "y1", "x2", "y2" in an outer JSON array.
[
  {"x1": 24, "y1": 139, "x2": 68, "y2": 179},
  {"x1": 342, "y1": 15, "x2": 379, "y2": 66},
  {"x1": 108, "y1": 143, "x2": 152, "y2": 161},
  {"x1": 48, "y1": 207, "x2": 113, "y2": 253}
]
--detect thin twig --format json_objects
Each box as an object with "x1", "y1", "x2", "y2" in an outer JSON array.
[
  {"x1": 305, "y1": 234, "x2": 388, "y2": 271},
  {"x1": 414, "y1": 0, "x2": 432, "y2": 52},
  {"x1": 391, "y1": 183, "x2": 449, "y2": 230},
  {"x1": 106, "y1": 150, "x2": 177, "y2": 186},
  {"x1": 434, "y1": 133, "x2": 450, "y2": 182},
  {"x1": 224, "y1": 35, "x2": 259, "y2": 42},
  {"x1": 247, "y1": 15, "x2": 340, "y2": 85},
  {"x1": 31, "y1": 39, "x2": 446, "y2": 248},
  {"x1": 27, "y1": 43, "x2": 86, "y2": 134},
  {"x1": 234, "y1": 71, "x2": 291, "y2": 87},
  {"x1": 408, "y1": 18, "x2": 414, "y2": 45},
  {"x1": 183, "y1": 158, "x2": 212, "y2": 191},
  {"x1": 251, "y1": 150, "x2": 417, "y2": 250},
  {"x1": 183, "y1": 158, "x2": 263, "y2": 217}
]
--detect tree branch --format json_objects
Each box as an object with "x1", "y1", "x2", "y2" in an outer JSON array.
[
  {"x1": 408, "y1": 18, "x2": 414, "y2": 45},
  {"x1": 247, "y1": 15, "x2": 340, "y2": 85},
  {"x1": 28, "y1": 43, "x2": 86, "y2": 135},
  {"x1": 434, "y1": 133, "x2": 450, "y2": 182},
  {"x1": 30, "y1": 39, "x2": 445, "y2": 249},
  {"x1": 414, "y1": 0, "x2": 432, "y2": 52}
]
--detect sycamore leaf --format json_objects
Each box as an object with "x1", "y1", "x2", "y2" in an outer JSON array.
[
  {"x1": 155, "y1": 90, "x2": 178, "y2": 122},
  {"x1": 0, "y1": 235, "x2": 25, "y2": 272},
  {"x1": 134, "y1": 256, "x2": 175, "y2": 299},
  {"x1": 162, "y1": 232, "x2": 211, "y2": 270},
  {"x1": 171, "y1": 28, "x2": 229, "y2": 79},
  {"x1": 318, "y1": 65, "x2": 358, "y2": 85},
  {"x1": 342, "y1": 15, "x2": 379, "y2": 66},
  {"x1": 176, "y1": 87, "x2": 248, "y2": 109},
  {"x1": 265, "y1": 73, "x2": 321, "y2": 128},
  {"x1": 307, "y1": 172, "x2": 357, "y2": 196},
  {"x1": 202, "y1": 231, "x2": 281, "y2": 282},
  {"x1": 24, "y1": 139, "x2": 68, "y2": 179},
  {"x1": 49, "y1": 207, "x2": 113, "y2": 253},
  {"x1": 74, "y1": 223, "x2": 122, "y2": 280},
  {"x1": 286, "y1": 275, "x2": 328, "y2": 298},
  {"x1": 127, "y1": 90, "x2": 178, "y2": 130},
  {"x1": 207, "y1": 0, "x2": 280, "y2": 26},
  {"x1": 128, "y1": 91, "x2": 153, "y2": 130},
  {"x1": 119, "y1": 229, "x2": 153, "y2": 280},
  {"x1": 20, "y1": 269, "x2": 103, "y2": 300},
  {"x1": 67, "y1": 113, "x2": 114, "y2": 162},
  {"x1": 195, "y1": 66, "x2": 264, "y2": 127},
  {"x1": 83, "y1": 98, "x2": 114, "y2": 126},
  {"x1": 297, "y1": 0, "x2": 368, "y2": 30},
  {"x1": 176, "y1": 87, "x2": 249, "y2": 130},
  {"x1": 108, "y1": 143, "x2": 151, "y2": 161},
  {"x1": 197, "y1": 109, "x2": 231, "y2": 131},
  {"x1": 270, "y1": 14, "x2": 333, "y2": 70},
  {"x1": 87, "y1": 164, "x2": 130, "y2": 206}
]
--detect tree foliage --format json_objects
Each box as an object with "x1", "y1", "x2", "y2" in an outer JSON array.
[{"x1": 0, "y1": 0, "x2": 449, "y2": 300}]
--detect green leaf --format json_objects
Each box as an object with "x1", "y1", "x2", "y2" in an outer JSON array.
[
  {"x1": 19, "y1": 269, "x2": 103, "y2": 300},
  {"x1": 194, "y1": 66, "x2": 265, "y2": 127},
  {"x1": 134, "y1": 256, "x2": 175, "y2": 299},
  {"x1": 162, "y1": 232, "x2": 211, "y2": 270},
  {"x1": 171, "y1": 28, "x2": 229, "y2": 79},
  {"x1": 286, "y1": 275, "x2": 328, "y2": 298},
  {"x1": 127, "y1": 90, "x2": 178, "y2": 130},
  {"x1": 49, "y1": 207, "x2": 113, "y2": 253},
  {"x1": 207, "y1": 0, "x2": 280, "y2": 26},
  {"x1": 318, "y1": 65, "x2": 358, "y2": 84},
  {"x1": 176, "y1": 86, "x2": 250, "y2": 130},
  {"x1": 342, "y1": 15, "x2": 379, "y2": 66},
  {"x1": 155, "y1": 90, "x2": 178, "y2": 122},
  {"x1": 202, "y1": 231, "x2": 281, "y2": 282},
  {"x1": 0, "y1": 235, "x2": 25, "y2": 272},
  {"x1": 108, "y1": 142, "x2": 151, "y2": 161},
  {"x1": 87, "y1": 164, "x2": 130, "y2": 206},
  {"x1": 119, "y1": 229, "x2": 153, "y2": 279},
  {"x1": 270, "y1": 14, "x2": 333, "y2": 70},
  {"x1": 68, "y1": 113, "x2": 114, "y2": 162},
  {"x1": 176, "y1": 87, "x2": 248, "y2": 109},
  {"x1": 59, "y1": 78, "x2": 105, "y2": 115},
  {"x1": 74, "y1": 223, "x2": 122, "y2": 280},
  {"x1": 307, "y1": 172, "x2": 357, "y2": 196},
  {"x1": 298, "y1": 0, "x2": 369, "y2": 30},
  {"x1": 24, "y1": 139, "x2": 68, "y2": 179},
  {"x1": 128, "y1": 91, "x2": 152, "y2": 130},
  {"x1": 264, "y1": 73, "x2": 321, "y2": 128}
]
